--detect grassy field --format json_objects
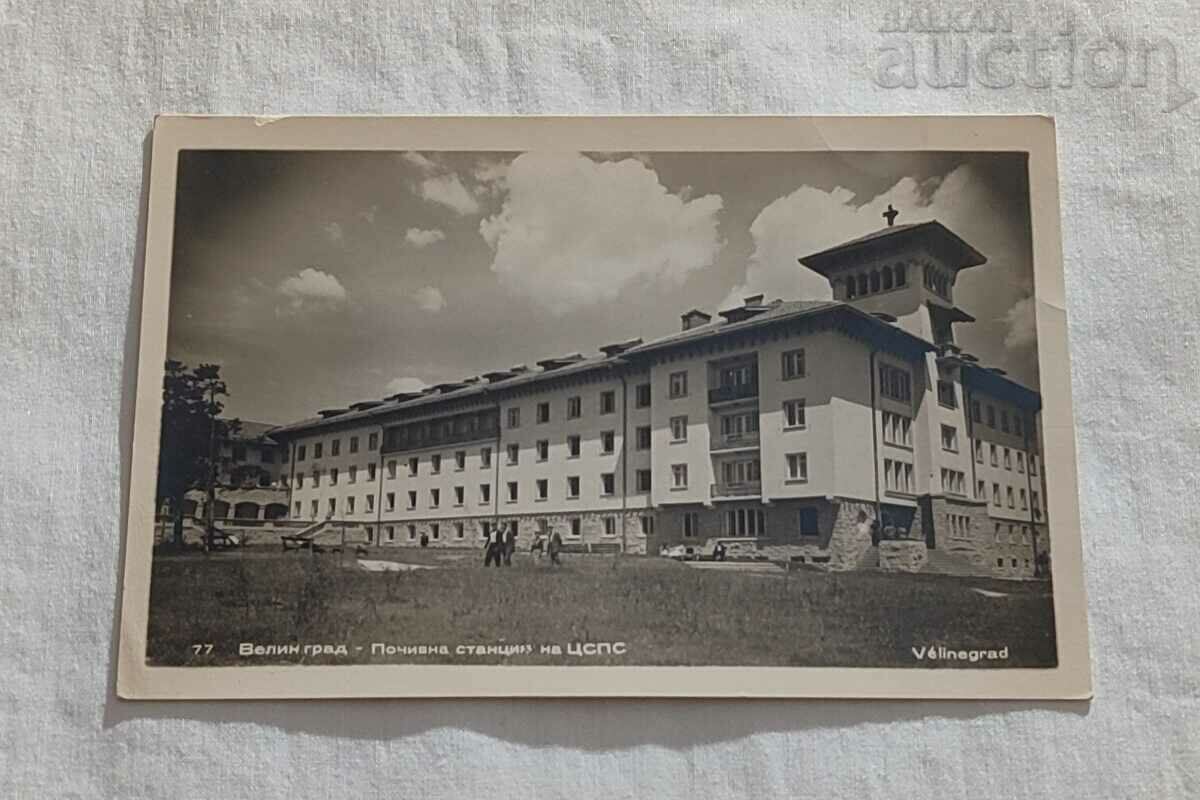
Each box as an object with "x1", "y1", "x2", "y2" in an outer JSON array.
[{"x1": 145, "y1": 548, "x2": 1057, "y2": 668}]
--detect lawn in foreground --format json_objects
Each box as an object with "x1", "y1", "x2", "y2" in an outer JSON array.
[{"x1": 146, "y1": 549, "x2": 1057, "y2": 668}]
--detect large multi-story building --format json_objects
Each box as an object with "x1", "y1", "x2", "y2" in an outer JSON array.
[{"x1": 269, "y1": 219, "x2": 1049, "y2": 578}]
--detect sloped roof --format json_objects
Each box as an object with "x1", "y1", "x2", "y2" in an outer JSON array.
[{"x1": 799, "y1": 220, "x2": 987, "y2": 276}]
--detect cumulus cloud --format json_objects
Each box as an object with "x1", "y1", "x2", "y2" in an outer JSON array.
[
  {"x1": 405, "y1": 227, "x2": 446, "y2": 248},
  {"x1": 472, "y1": 158, "x2": 509, "y2": 196},
  {"x1": 276, "y1": 267, "x2": 347, "y2": 313},
  {"x1": 419, "y1": 174, "x2": 480, "y2": 216},
  {"x1": 385, "y1": 376, "x2": 428, "y2": 395},
  {"x1": 1002, "y1": 296, "x2": 1037, "y2": 350},
  {"x1": 413, "y1": 286, "x2": 446, "y2": 312},
  {"x1": 479, "y1": 152, "x2": 723, "y2": 315},
  {"x1": 323, "y1": 222, "x2": 343, "y2": 243}
]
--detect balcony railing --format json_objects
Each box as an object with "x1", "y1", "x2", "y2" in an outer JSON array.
[
  {"x1": 707, "y1": 382, "x2": 759, "y2": 405},
  {"x1": 710, "y1": 480, "x2": 762, "y2": 497},
  {"x1": 711, "y1": 431, "x2": 760, "y2": 451}
]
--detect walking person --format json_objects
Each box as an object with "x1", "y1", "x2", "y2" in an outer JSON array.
[
  {"x1": 483, "y1": 524, "x2": 503, "y2": 567},
  {"x1": 548, "y1": 528, "x2": 563, "y2": 566}
]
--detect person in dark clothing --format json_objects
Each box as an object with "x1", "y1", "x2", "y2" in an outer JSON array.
[
  {"x1": 548, "y1": 529, "x2": 563, "y2": 566},
  {"x1": 483, "y1": 526, "x2": 504, "y2": 567},
  {"x1": 503, "y1": 525, "x2": 517, "y2": 565}
]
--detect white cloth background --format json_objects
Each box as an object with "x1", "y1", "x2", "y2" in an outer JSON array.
[{"x1": 2, "y1": 1, "x2": 1199, "y2": 797}]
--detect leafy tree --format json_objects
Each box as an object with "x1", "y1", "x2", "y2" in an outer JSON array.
[{"x1": 155, "y1": 360, "x2": 238, "y2": 546}]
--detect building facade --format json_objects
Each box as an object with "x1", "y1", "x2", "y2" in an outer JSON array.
[{"x1": 269, "y1": 220, "x2": 1049, "y2": 579}]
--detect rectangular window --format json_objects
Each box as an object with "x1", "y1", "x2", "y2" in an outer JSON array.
[
  {"x1": 367, "y1": 463, "x2": 376, "y2": 481},
  {"x1": 1004, "y1": 448, "x2": 1012, "y2": 470},
  {"x1": 671, "y1": 463, "x2": 688, "y2": 489},
  {"x1": 567, "y1": 435, "x2": 581, "y2": 458},
  {"x1": 507, "y1": 481, "x2": 518, "y2": 502},
  {"x1": 368, "y1": 432, "x2": 378, "y2": 450},
  {"x1": 1001, "y1": 410, "x2": 1010, "y2": 433},
  {"x1": 1017, "y1": 452, "x2": 1025, "y2": 473},
  {"x1": 941, "y1": 424, "x2": 958, "y2": 452},
  {"x1": 567, "y1": 396, "x2": 582, "y2": 418},
  {"x1": 536, "y1": 440, "x2": 549, "y2": 461},
  {"x1": 295, "y1": 473, "x2": 304, "y2": 489},
  {"x1": 349, "y1": 436, "x2": 359, "y2": 454},
  {"x1": 566, "y1": 476, "x2": 580, "y2": 499},
  {"x1": 480, "y1": 447, "x2": 492, "y2": 468},
  {"x1": 636, "y1": 425, "x2": 651, "y2": 450},
  {"x1": 385, "y1": 525, "x2": 395, "y2": 543},
  {"x1": 975, "y1": 441, "x2": 984, "y2": 464},
  {"x1": 937, "y1": 379, "x2": 957, "y2": 408},
  {"x1": 507, "y1": 407, "x2": 520, "y2": 429},
  {"x1": 570, "y1": 518, "x2": 582, "y2": 537},
  {"x1": 992, "y1": 483, "x2": 1001, "y2": 506},
  {"x1": 330, "y1": 439, "x2": 340, "y2": 456},
  {"x1": 1032, "y1": 491, "x2": 1041, "y2": 511},
  {"x1": 455, "y1": 522, "x2": 465, "y2": 539},
  {"x1": 408, "y1": 457, "x2": 419, "y2": 477},
  {"x1": 601, "y1": 473, "x2": 615, "y2": 496},
  {"x1": 479, "y1": 484, "x2": 490, "y2": 504},
  {"x1": 1030, "y1": 454, "x2": 1039, "y2": 476},
  {"x1": 971, "y1": 400, "x2": 982, "y2": 423},
  {"x1": 941, "y1": 468, "x2": 965, "y2": 496},
  {"x1": 599, "y1": 390, "x2": 616, "y2": 415},
  {"x1": 407, "y1": 490, "x2": 417, "y2": 510},
  {"x1": 536, "y1": 478, "x2": 548, "y2": 500},
  {"x1": 878, "y1": 363, "x2": 912, "y2": 403},
  {"x1": 786, "y1": 452, "x2": 808, "y2": 482},
  {"x1": 1020, "y1": 488, "x2": 1028, "y2": 510},
  {"x1": 990, "y1": 445, "x2": 998, "y2": 467},
  {"x1": 294, "y1": 501, "x2": 301, "y2": 517},
  {"x1": 669, "y1": 371, "x2": 688, "y2": 398},
  {"x1": 636, "y1": 469, "x2": 651, "y2": 492},
  {"x1": 430, "y1": 488, "x2": 440, "y2": 508},
  {"x1": 670, "y1": 415, "x2": 688, "y2": 442},
  {"x1": 536, "y1": 401, "x2": 550, "y2": 424},
  {"x1": 798, "y1": 507, "x2": 819, "y2": 537},
  {"x1": 683, "y1": 512, "x2": 699, "y2": 538},
  {"x1": 297, "y1": 444, "x2": 307, "y2": 461},
  {"x1": 454, "y1": 486, "x2": 464, "y2": 506},
  {"x1": 348, "y1": 465, "x2": 357, "y2": 484},
  {"x1": 455, "y1": 450, "x2": 466, "y2": 471},
  {"x1": 430, "y1": 454, "x2": 441, "y2": 474},
  {"x1": 603, "y1": 517, "x2": 617, "y2": 537},
  {"x1": 783, "y1": 399, "x2": 806, "y2": 429},
  {"x1": 347, "y1": 496, "x2": 356, "y2": 514},
  {"x1": 601, "y1": 430, "x2": 615, "y2": 454},
  {"x1": 310, "y1": 499, "x2": 319, "y2": 518},
  {"x1": 1006, "y1": 487, "x2": 1015, "y2": 508},
  {"x1": 977, "y1": 480, "x2": 986, "y2": 499},
  {"x1": 408, "y1": 525, "x2": 417, "y2": 541},
  {"x1": 387, "y1": 460, "x2": 397, "y2": 479},
  {"x1": 640, "y1": 515, "x2": 655, "y2": 535},
  {"x1": 330, "y1": 467, "x2": 339, "y2": 486},
  {"x1": 986, "y1": 404, "x2": 996, "y2": 428},
  {"x1": 881, "y1": 411, "x2": 912, "y2": 448},
  {"x1": 636, "y1": 383, "x2": 651, "y2": 408},
  {"x1": 386, "y1": 492, "x2": 395, "y2": 512},
  {"x1": 314, "y1": 442, "x2": 323, "y2": 459},
  {"x1": 506, "y1": 443, "x2": 519, "y2": 465},
  {"x1": 1014, "y1": 415, "x2": 1024, "y2": 436},
  {"x1": 327, "y1": 498, "x2": 336, "y2": 516},
  {"x1": 781, "y1": 348, "x2": 806, "y2": 380},
  {"x1": 312, "y1": 469, "x2": 321, "y2": 487}
]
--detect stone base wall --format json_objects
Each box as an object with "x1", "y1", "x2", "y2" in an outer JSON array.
[
  {"x1": 367, "y1": 510, "x2": 651, "y2": 555},
  {"x1": 925, "y1": 496, "x2": 1047, "y2": 579},
  {"x1": 878, "y1": 539, "x2": 928, "y2": 572}
]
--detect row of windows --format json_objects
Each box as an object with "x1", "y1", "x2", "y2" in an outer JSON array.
[
  {"x1": 974, "y1": 442, "x2": 1039, "y2": 475},
  {"x1": 679, "y1": 507, "x2": 820, "y2": 538},
  {"x1": 506, "y1": 386, "x2": 649, "y2": 428},
  {"x1": 882, "y1": 410, "x2": 913, "y2": 448},
  {"x1": 295, "y1": 433, "x2": 379, "y2": 463},
  {"x1": 995, "y1": 522, "x2": 1034, "y2": 546},
  {"x1": 971, "y1": 400, "x2": 1028, "y2": 438},
  {"x1": 879, "y1": 363, "x2": 913, "y2": 403},
  {"x1": 843, "y1": 263, "x2": 908, "y2": 299},
  {"x1": 940, "y1": 468, "x2": 967, "y2": 496},
  {"x1": 667, "y1": 349, "x2": 807, "y2": 400},
  {"x1": 884, "y1": 458, "x2": 915, "y2": 494},
  {"x1": 363, "y1": 514, "x2": 656, "y2": 544},
  {"x1": 978, "y1": 480, "x2": 1041, "y2": 512},
  {"x1": 923, "y1": 263, "x2": 952, "y2": 300}
]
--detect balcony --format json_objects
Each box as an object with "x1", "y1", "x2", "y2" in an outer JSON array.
[
  {"x1": 711, "y1": 480, "x2": 762, "y2": 498},
  {"x1": 707, "y1": 382, "x2": 759, "y2": 405},
  {"x1": 710, "y1": 431, "x2": 760, "y2": 452}
]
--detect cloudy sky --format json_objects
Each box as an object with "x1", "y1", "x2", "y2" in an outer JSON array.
[{"x1": 168, "y1": 149, "x2": 1037, "y2": 423}]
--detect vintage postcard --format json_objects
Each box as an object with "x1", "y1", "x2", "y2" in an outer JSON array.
[{"x1": 117, "y1": 115, "x2": 1090, "y2": 699}]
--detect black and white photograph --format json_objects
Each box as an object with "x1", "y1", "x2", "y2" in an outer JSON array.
[{"x1": 118, "y1": 116, "x2": 1089, "y2": 699}]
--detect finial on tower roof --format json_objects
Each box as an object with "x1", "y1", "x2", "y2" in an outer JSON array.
[{"x1": 883, "y1": 203, "x2": 899, "y2": 227}]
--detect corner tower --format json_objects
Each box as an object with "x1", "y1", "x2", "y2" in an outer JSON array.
[{"x1": 798, "y1": 213, "x2": 986, "y2": 346}]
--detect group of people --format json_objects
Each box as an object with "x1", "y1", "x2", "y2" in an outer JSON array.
[{"x1": 483, "y1": 524, "x2": 563, "y2": 566}]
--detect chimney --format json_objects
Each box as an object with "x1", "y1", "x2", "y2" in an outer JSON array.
[
  {"x1": 680, "y1": 309, "x2": 712, "y2": 331},
  {"x1": 742, "y1": 293, "x2": 765, "y2": 307}
]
